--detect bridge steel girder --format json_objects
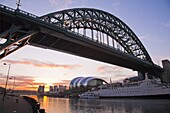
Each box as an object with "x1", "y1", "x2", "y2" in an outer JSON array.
[
  {"x1": 0, "y1": 4, "x2": 39, "y2": 59},
  {"x1": 41, "y1": 8, "x2": 152, "y2": 63},
  {"x1": 0, "y1": 4, "x2": 163, "y2": 75},
  {"x1": 0, "y1": 24, "x2": 38, "y2": 59}
]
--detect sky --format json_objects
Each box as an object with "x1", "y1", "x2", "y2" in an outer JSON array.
[{"x1": 0, "y1": 0, "x2": 170, "y2": 91}]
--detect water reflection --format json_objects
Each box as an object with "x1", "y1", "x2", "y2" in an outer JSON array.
[
  {"x1": 37, "y1": 96, "x2": 70, "y2": 113},
  {"x1": 70, "y1": 99, "x2": 170, "y2": 113},
  {"x1": 30, "y1": 96, "x2": 170, "y2": 113}
]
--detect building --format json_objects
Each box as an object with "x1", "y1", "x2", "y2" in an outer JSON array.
[
  {"x1": 69, "y1": 77, "x2": 108, "y2": 89},
  {"x1": 49, "y1": 86, "x2": 54, "y2": 92},
  {"x1": 49, "y1": 85, "x2": 66, "y2": 93},
  {"x1": 69, "y1": 77, "x2": 108, "y2": 95},
  {"x1": 59, "y1": 85, "x2": 66, "y2": 92},
  {"x1": 38, "y1": 85, "x2": 44, "y2": 96},
  {"x1": 54, "y1": 86, "x2": 59, "y2": 92}
]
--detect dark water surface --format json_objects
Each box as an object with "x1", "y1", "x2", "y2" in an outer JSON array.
[{"x1": 30, "y1": 96, "x2": 170, "y2": 113}]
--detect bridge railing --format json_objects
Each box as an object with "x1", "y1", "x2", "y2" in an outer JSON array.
[
  {"x1": 18, "y1": 10, "x2": 37, "y2": 18},
  {"x1": 0, "y1": 4, "x2": 38, "y2": 19},
  {"x1": 0, "y1": 4, "x2": 15, "y2": 12}
]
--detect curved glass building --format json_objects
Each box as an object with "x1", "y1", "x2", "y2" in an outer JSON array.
[{"x1": 69, "y1": 77, "x2": 108, "y2": 89}]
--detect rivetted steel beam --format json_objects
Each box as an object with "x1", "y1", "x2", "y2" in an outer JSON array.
[
  {"x1": 0, "y1": 24, "x2": 38, "y2": 59},
  {"x1": 41, "y1": 8, "x2": 153, "y2": 63}
]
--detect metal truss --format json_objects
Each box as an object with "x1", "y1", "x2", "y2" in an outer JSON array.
[
  {"x1": 0, "y1": 24, "x2": 38, "y2": 59},
  {"x1": 41, "y1": 8, "x2": 153, "y2": 63}
]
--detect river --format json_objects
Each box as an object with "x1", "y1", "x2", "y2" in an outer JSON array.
[{"x1": 30, "y1": 96, "x2": 170, "y2": 113}]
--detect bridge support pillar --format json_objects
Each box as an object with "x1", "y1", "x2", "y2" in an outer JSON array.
[{"x1": 162, "y1": 59, "x2": 170, "y2": 84}]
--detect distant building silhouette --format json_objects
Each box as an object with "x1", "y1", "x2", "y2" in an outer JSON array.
[
  {"x1": 54, "y1": 86, "x2": 59, "y2": 92},
  {"x1": 48, "y1": 85, "x2": 66, "y2": 94},
  {"x1": 49, "y1": 86, "x2": 54, "y2": 92},
  {"x1": 59, "y1": 85, "x2": 66, "y2": 92},
  {"x1": 38, "y1": 85, "x2": 44, "y2": 96}
]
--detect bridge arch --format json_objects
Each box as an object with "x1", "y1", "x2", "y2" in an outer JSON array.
[{"x1": 41, "y1": 8, "x2": 152, "y2": 63}]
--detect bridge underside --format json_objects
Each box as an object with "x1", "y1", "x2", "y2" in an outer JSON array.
[{"x1": 30, "y1": 27, "x2": 156, "y2": 73}]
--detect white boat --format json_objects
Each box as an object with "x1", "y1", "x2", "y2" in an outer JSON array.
[
  {"x1": 81, "y1": 74, "x2": 170, "y2": 99},
  {"x1": 79, "y1": 91, "x2": 99, "y2": 99}
]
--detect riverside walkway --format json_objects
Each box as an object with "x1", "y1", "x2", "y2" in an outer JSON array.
[{"x1": 0, "y1": 95, "x2": 33, "y2": 113}]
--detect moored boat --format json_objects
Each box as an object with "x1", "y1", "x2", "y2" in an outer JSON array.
[
  {"x1": 79, "y1": 91, "x2": 99, "y2": 99},
  {"x1": 80, "y1": 74, "x2": 170, "y2": 99}
]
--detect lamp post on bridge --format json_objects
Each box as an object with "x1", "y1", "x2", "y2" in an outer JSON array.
[
  {"x1": 16, "y1": 0, "x2": 21, "y2": 9},
  {"x1": 2, "y1": 63, "x2": 11, "y2": 101}
]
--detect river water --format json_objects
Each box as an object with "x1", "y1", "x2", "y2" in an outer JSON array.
[{"x1": 30, "y1": 96, "x2": 170, "y2": 113}]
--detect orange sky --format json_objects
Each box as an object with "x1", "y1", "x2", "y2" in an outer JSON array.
[
  {"x1": 0, "y1": 76, "x2": 69, "y2": 92},
  {"x1": 0, "y1": 49, "x2": 136, "y2": 92}
]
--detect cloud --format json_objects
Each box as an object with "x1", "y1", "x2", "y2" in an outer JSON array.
[
  {"x1": 7, "y1": 75, "x2": 37, "y2": 87},
  {"x1": 151, "y1": 55, "x2": 170, "y2": 67},
  {"x1": 2, "y1": 59, "x2": 81, "y2": 69},
  {"x1": 138, "y1": 35, "x2": 157, "y2": 42},
  {"x1": 48, "y1": 0, "x2": 73, "y2": 9},
  {"x1": 14, "y1": 76, "x2": 48, "y2": 90},
  {"x1": 138, "y1": 35, "x2": 162, "y2": 43},
  {"x1": 0, "y1": 72, "x2": 47, "y2": 89},
  {"x1": 96, "y1": 65, "x2": 123, "y2": 75},
  {"x1": 0, "y1": 73, "x2": 35, "y2": 83},
  {"x1": 52, "y1": 80, "x2": 71, "y2": 86},
  {"x1": 0, "y1": 73, "x2": 13, "y2": 86},
  {"x1": 97, "y1": 72, "x2": 134, "y2": 82},
  {"x1": 96, "y1": 65, "x2": 136, "y2": 83},
  {"x1": 138, "y1": 35, "x2": 149, "y2": 40},
  {"x1": 14, "y1": 75, "x2": 35, "y2": 83}
]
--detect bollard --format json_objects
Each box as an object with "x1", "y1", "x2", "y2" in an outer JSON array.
[
  {"x1": 39, "y1": 109, "x2": 46, "y2": 113},
  {"x1": 16, "y1": 98, "x2": 18, "y2": 103}
]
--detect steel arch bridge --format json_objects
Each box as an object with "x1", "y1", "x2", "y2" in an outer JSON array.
[
  {"x1": 0, "y1": 4, "x2": 163, "y2": 75},
  {"x1": 41, "y1": 8, "x2": 152, "y2": 63}
]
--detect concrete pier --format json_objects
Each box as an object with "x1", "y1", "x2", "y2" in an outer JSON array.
[{"x1": 162, "y1": 59, "x2": 170, "y2": 84}]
